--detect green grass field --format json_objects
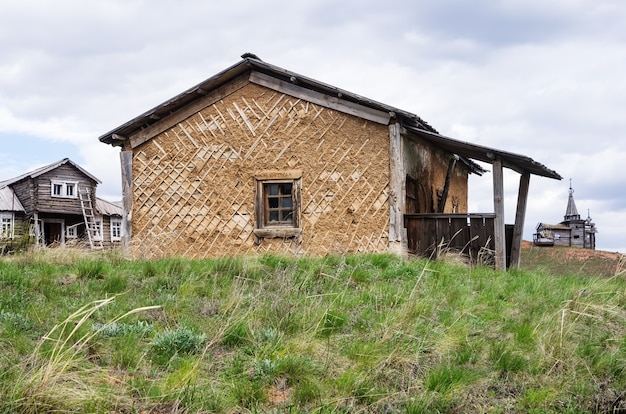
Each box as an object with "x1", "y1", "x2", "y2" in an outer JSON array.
[{"x1": 0, "y1": 248, "x2": 624, "y2": 413}]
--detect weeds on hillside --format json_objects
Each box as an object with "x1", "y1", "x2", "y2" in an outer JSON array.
[
  {"x1": 0, "y1": 250, "x2": 624, "y2": 412},
  {"x1": 2, "y1": 296, "x2": 160, "y2": 413}
]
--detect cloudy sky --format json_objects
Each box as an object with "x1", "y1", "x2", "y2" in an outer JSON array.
[{"x1": 1, "y1": 0, "x2": 624, "y2": 253}]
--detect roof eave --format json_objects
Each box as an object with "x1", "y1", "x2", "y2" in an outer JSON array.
[{"x1": 405, "y1": 126, "x2": 562, "y2": 180}]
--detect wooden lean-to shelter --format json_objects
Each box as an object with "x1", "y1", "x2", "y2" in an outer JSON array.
[{"x1": 99, "y1": 54, "x2": 561, "y2": 269}]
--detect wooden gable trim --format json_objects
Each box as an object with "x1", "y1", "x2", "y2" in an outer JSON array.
[
  {"x1": 249, "y1": 71, "x2": 391, "y2": 125},
  {"x1": 129, "y1": 73, "x2": 250, "y2": 149}
]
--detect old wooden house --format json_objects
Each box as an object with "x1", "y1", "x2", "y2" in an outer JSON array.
[
  {"x1": 534, "y1": 184, "x2": 597, "y2": 249},
  {"x1": 0, "y1": 158, "x2": 123, "y2": 250},
  {"x1": 99, "y1": 54, "x2": 561, "y2": 269}
]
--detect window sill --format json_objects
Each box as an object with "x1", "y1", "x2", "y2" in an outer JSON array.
[{"x1": 253, "y1": 228, "x2": 302, "y2": 239}]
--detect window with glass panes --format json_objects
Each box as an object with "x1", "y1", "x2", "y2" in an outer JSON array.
[
  {"x1": 0, "y1": 213, "x2": 13, "y2": 238},
  {"x1": 254, "y1": 172, "x2": 301, "y2": 238},
  {"x1": 51, "y1": 180, "x2": 78, "y2": 198},
  {"x1": 264, "y1": 182, "x2": 294, "y2": 226},
  {"x1": 111, "y1": 219, "x2": 122, "y2": 241}
]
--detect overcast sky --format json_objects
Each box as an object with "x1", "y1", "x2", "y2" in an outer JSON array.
[{"x1": 1, "y1": 0, "x2": 624, "y2": 253}]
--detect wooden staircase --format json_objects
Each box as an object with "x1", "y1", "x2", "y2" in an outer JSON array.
[{"x1": 79, "y1": 187, "x2": 103, "y2": 249}]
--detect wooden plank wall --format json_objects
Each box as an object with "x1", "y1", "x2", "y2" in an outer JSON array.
[
  {"x1": 405, "y1": 213, "x2": 496, "y2": 263},
  {"x1": 10, "y1": 180, "x2": 35, "y2": 216}
]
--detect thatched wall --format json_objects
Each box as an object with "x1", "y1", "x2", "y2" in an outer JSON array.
[{"x1": 130, "y1": 83, "x2": 391, "y2": 258}]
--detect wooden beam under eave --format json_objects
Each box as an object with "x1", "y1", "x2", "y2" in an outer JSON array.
[
  {"x1": 509, "y1": 171, "x2": 530, "y2": 269},
  {"x1": 492, "y1": 157, "x2": 506, "y2": 271},
  {"x1": 120, "y1": 151, "x2": 133, "y2": 250},
  {"x1": 388, "y1": 122, "x2": 405, "y2": 255}
]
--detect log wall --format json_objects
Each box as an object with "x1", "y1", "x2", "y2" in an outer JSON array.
[{"x1": 34, "y1": 165, "x2": 97, "y2": 215}]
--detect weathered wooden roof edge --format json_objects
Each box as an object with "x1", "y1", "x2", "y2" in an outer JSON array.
[
  {"x1": 98, "y1": 54, "x2": 560, "y2": 180},
  {"x1": 405, "y1": 126, "x2": 562, "y2": 180},
  {"x1": 0, "y1": 158, "x2": 102, "y2": 188}
]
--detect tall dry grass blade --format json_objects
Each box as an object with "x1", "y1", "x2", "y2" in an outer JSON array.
[{"x1": 9, "y1": 296, "x2": 161, "y2": 413}]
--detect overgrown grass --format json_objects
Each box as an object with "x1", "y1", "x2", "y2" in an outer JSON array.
[{"x1": 0, "y1": 249, "x2": 624, "y2": 412}]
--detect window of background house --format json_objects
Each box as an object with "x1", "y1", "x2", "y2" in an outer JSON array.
[
  {"x1": 66, "y1": 183, "x2": 75, "y2": 197},
  {"x1": 66, "y1": 225, "x2": 77, "y2": 239},
  {"x1": 51, "y1": 180, "x2": 79, "y2": 198},
  {"x1": 93, "y1": 218, "x2": 103, "y2": 241},
  {"x1": 254, "y1": 171, "x2": 302, "y2": 239},
  {"x1": 0, "y1": 213, "x2": 14, "y2": 238},
  {"x1": 111, "y1": 218, "x2": 122, "y2": 241}
]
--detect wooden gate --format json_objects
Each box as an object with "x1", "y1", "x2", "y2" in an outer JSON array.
[{"x1": 404, "y1": 213, "x2": 497, "y2": 263}]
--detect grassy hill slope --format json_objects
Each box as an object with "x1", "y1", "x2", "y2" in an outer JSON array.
[
  {"x1": 0, "y1": 249, "x2": 624, "y2": 413},
  {"x1": 521, "y1": 241, "x2": 625, "y2": 278}
]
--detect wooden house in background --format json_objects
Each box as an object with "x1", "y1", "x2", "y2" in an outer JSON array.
[
  {"x1": 99, "y1": 54, "x2": 561, "y2": 269},
  {"x1": 0, "y1": 158, "x2": 123, "y2": 250},
  {"x1": 534, "y1": 184, "x2": 597, "y2": 249}
]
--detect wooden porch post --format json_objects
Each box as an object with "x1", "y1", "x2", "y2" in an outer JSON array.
[
  {"x1": 388, "y1": 122, "x2": 405, "y2": 255},
  {"x1": 492, "y1": 157, "x2": 506, "y2": 271},
  {"x1": 120, "y1": 151, "x2": 133, "y2": 250},
  {"x1": 509, "y1": 171, "x2": 530, "y2": 269}
]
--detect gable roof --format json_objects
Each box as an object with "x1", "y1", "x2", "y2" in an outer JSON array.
[
  {"x1": 0, "y1": 158, "x2": 102, "y2": 188},
  {"x1": 99, "y1": 54, "x2": 561, "y2": 180}
]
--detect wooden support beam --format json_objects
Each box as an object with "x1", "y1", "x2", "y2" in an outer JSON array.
[
  {"x1": 120, "y1": 151, "x2": 133, "y2": 249},
  {"x1": 388, "y1": 122, "x2": 405, "y2": 254},
  {"x1": 492, "y1": 157, "x2": 506, "y2": 271},
  {"x1": 509, "y1": 171, "x2": 530, "y2": 269},
  {"x1": 437, "y1": 155, "x2": 458, "y2": 213}
]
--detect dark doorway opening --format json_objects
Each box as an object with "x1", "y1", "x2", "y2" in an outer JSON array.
[{"x1": 44, "y1": 222, "x2": 63, "y2": 245}]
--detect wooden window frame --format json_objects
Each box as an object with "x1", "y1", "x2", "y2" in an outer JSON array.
[
  {"x1": 66, "y1": 223, "x2": 80, "y2": 239},
  {"x1": 253, "y1": 171, "x2": 302, "y2": 239},
  {"x1": 0, "y1": 212, "x2": 14, "y2": 239},
  {"x1": 93, "y1": 216, "x2": 103, "y2": 241},
  {"x1": 110, "y1": 218, "x2": 122, "y2": 242},
  {"x1": 51, "y1": 180, "x2": 79, "y2": 199}
]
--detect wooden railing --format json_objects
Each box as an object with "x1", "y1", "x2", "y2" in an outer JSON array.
[{"x1": 404, "y1": 213, "x2": 498, "y2": 264}]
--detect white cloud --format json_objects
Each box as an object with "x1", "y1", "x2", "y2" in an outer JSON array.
[{"x1": 0, "y1": 0, "x2": 624, "y2": 252}]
